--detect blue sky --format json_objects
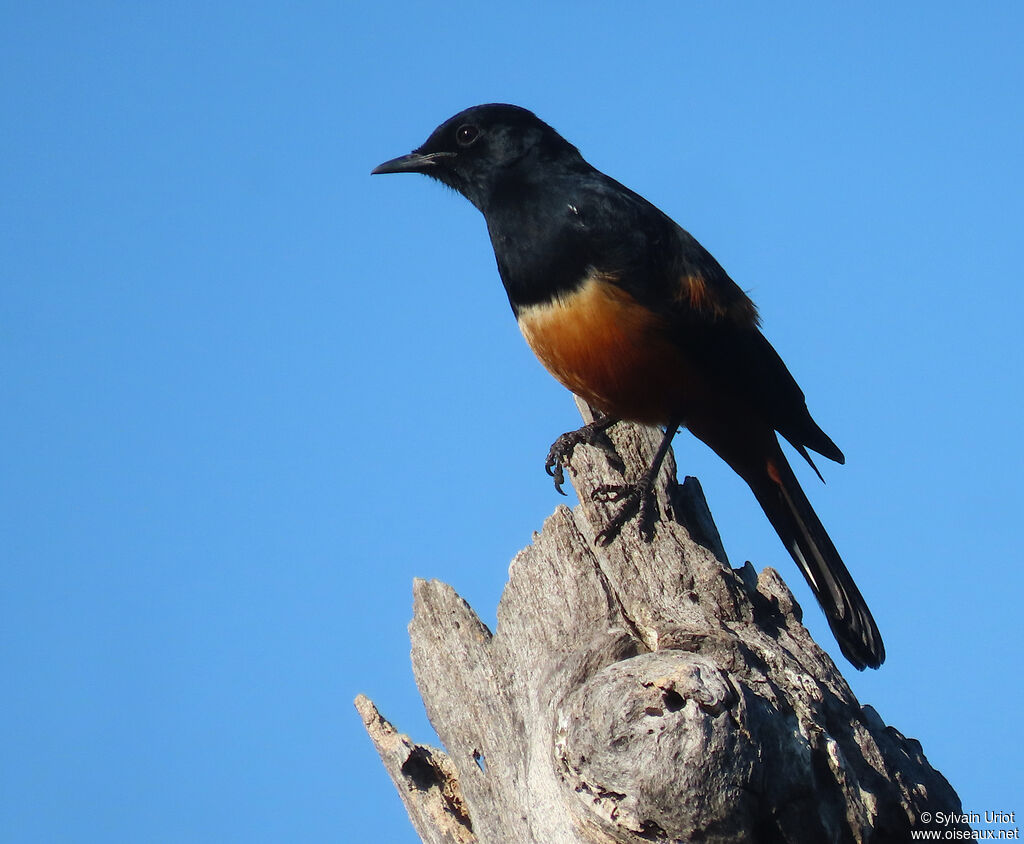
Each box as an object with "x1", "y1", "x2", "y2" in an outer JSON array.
[{"x1": 2, "y1": 2, "x2": 1021, "y2": 841}]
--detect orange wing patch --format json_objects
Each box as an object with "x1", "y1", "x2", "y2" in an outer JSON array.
[
  {"x1": 676, "y1": 272, "x2": 759, "y2": 325},
  {"x1": 680, "y1": 272, "x2": 714, "y2": 312},
  {"x1": 517, "y1": 271, "x2": 704, "y2": 425}
]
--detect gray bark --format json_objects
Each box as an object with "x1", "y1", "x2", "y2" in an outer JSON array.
[{"x1": 356, "y1": 404, "x2": 967, "y2": 843}]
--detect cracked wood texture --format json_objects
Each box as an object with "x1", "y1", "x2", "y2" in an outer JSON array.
[{"x1": 357, "y1": 403, "x2": 967, "y2": 843}]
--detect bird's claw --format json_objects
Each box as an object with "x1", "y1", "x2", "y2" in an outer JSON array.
[
  {"x1": 544, "y1": 420, "x2": 622, "y2": 496},
  {"x1": 545, "y1": 449, "x2": 569, "y2": 496},
  {"x1": 592, "y1": 480, "x2": 658, "y2": 546}
]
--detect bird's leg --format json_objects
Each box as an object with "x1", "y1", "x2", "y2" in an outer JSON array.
[
  {"x1": 545, "y1": 413, "x2": 623, "y2": 495},
  {"x1": 592, "y1": 422, "x2": 680, "y2": 545}
]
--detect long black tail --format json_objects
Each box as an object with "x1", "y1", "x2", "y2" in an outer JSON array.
[{"x1": 748, "y1": 448, "x2": 885, "y2": 670}]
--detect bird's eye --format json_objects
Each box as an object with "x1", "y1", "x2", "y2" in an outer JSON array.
[{"x1": 456, "y1": 124, "x2": 480, "y2": 147}]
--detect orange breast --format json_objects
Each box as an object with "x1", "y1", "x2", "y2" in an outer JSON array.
[{"x1": 516, "y1": 272, "x2": 704, "y2": 425}]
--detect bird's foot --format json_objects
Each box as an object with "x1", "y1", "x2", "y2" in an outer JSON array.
[
  {"x1": 544, "y1": 417, "x2": 622, "y2": 495},
  {"x1": 592, "y1": 478, "x2": 659, "y2": 546}
]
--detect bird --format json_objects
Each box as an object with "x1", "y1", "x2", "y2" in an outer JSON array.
[{"x1": 372, "y1": 104, "x2": 884, "y2": 670}]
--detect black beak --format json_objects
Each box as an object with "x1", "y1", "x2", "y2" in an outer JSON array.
[{"x1": 371, "y1": 150, "x2": 455, "y2": 175}]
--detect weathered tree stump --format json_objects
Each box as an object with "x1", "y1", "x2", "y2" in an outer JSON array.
[{"x1": 356, "y1": 404, "x2": 967, "y2": 843}]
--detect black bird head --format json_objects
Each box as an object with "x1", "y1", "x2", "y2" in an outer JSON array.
[{"x1": 372, "y1": 104, "x2": 582, "y2": 212}]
